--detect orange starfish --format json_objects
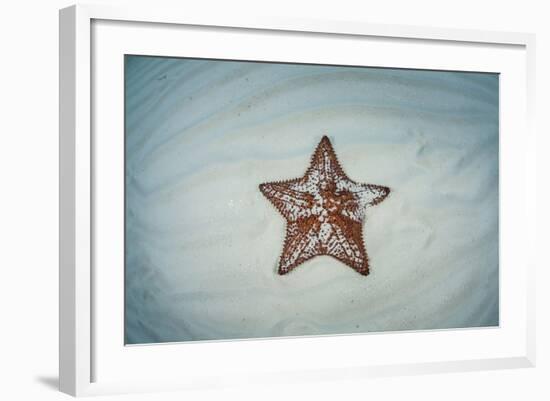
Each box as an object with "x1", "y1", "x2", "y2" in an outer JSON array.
[{"x1": 259, "y1": 136, "x2": 390, "y2": 276}]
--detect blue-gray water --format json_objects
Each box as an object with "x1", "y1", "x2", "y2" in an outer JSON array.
[{"x1": 125, "y1": 55, "x2": 499, "y2": 344}]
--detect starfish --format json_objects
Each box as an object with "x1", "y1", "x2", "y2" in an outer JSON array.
[{"x1": 259, "y1": 136, "x2": 390, "y2": 276}]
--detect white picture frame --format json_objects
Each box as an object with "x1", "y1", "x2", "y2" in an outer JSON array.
[{"x1": 59, "y1": 3, "x2": 536, "y2": 397}]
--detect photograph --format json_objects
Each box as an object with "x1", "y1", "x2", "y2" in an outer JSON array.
[
  {"x1": 1, "y1": 0, "x2": 545, "y2": 399},
  {"x1": 124, "y1": 55, "x2": 499, "y2": 344}
]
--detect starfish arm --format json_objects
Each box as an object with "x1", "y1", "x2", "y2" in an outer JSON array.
[
  {"x1": 338, "y1": 182, "x2": 390, "y2": 222},
  {"x1": 304, "y1": 136, "x2": 347, "y2": 186},
  {"x1": 259, "y1": 180, "x2": 313, "y2": 221},
  {"x1": 278, "y1": 219, "x2": 321, "y2": 274},
  {"x1": 325, "y1": 218, "x2": 370, "y2": 275}
]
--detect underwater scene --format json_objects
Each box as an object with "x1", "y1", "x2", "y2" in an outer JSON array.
[{"x1": 124, "y1": 55, "x2": 499, "y2": 344}]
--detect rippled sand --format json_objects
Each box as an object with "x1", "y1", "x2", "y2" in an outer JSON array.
[{"x1": 124, "y1": 56, "x2": 499, "y2": 344}]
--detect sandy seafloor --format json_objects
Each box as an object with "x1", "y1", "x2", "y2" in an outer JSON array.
[{"x1": 124, "y1": 55, "x2": 499, "y2": 344}]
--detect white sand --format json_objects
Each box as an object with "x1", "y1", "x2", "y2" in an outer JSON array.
[{"x1": 124, "y1": 56, "x2": 499, "y2": 344}]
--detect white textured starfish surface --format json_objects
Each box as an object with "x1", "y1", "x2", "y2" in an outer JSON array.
[{"x1": 260, "y1": 136, "x2": 390, "y2": 275}]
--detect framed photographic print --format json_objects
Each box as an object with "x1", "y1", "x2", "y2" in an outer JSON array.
[{"x1": 59, "y1": 4, "x2": 536, "y2": 396}]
